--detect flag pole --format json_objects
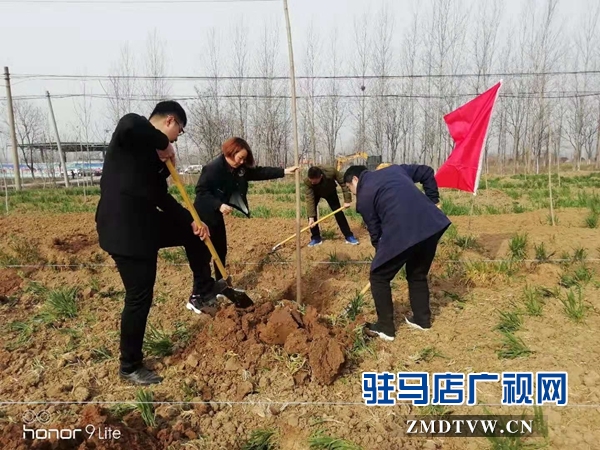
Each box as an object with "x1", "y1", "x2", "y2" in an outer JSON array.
[
  {"x1": 468, "y1": 80, "x2": 502, "y2": 232},
  {"x1": 473, "y1": 80, "x2": 503, "y2": 197}
]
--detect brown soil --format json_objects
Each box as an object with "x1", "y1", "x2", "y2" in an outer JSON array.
[{"x1": 0, "y1": 199, "x2": 599, "y2": 449}]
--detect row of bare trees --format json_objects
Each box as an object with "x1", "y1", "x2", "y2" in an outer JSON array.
[
  {"x1": 2, "y1": 0, "x2": 600, "y2": 173},
  {"x1": 181, "y1": 0, "x2": 600, "y2": 171}
]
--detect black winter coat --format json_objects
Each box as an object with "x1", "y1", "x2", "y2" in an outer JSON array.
[
  {"x1": 95, "y1": 113, "x2": 192, "y2": 258},
  {"x1": 356, "y1": 164, "x2": 451, "y2": 270},
  {"x1": 194, "y1": 154, "x2": 284, "y2": 226}
]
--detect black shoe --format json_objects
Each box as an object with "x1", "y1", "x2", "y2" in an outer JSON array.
[
  {"x1": 363, "y1": 322, "x2": 395, "y2": 341},
  {"x1": 186, "y1": 294, "x2": 218, "y2": 314},
  {"x1": 405, "y1": 315, "x2": 431, "y2": 330},
  {"x1": 119, "y1": 366, "x2": 163, "y2": 385}
]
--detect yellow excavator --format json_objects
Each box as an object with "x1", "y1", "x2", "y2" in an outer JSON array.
[{"x1": 335, "y1": 152, "x2": 368, "y2": 171}]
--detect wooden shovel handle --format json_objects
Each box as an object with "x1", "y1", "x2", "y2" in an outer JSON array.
[{"x1": 165, "y1": 160, "x2": 228, "y2": 279}]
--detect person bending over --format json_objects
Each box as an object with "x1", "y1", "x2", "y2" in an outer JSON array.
[
  {"x1": 343, "y1": 164, "x2": 450, "y2": 341},
  {"x1": 304, "y1": 165, "x2": 359, "y2": 247}
]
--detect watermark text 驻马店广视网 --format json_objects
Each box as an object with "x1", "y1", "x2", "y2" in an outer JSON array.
[{"x1": 361, "y1": 371, "x2": 567, "y2": 407}]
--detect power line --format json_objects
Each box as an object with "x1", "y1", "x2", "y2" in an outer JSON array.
[
  {"x1": 2, "y1": 91, "x2": 600, "y2": 102},
  {"x1": 11, "y1": 69, "x2": 600, "y2": 81}
]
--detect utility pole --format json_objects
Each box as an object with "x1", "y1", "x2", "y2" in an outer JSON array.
[
  {"x1": 46, "y1": 91, "x2": 70, "y2": 187},
  {"x1": 4, "y1": 67, "x2": 21, "y2": 190}
]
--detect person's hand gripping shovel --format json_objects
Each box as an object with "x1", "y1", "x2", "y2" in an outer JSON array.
[{"x1": 165, "y1": 159, "x2": 254, "y2": 309}]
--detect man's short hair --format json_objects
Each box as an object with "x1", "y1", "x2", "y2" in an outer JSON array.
[
  {"x1": 150, "y1": 100, "x2": 187, "y2": 127},
  {"x1": 307, "y1": 166, "x2": 323, "y2": 179},
  {"x1": 343, "y1": 165, "x2": 368, "y2": 184}
]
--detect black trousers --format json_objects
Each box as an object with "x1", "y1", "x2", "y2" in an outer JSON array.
[
  {"x1": 310, "y1": 195, "x2": 353, "y2": 239},
  {"x1": 369, "y1": 229, "x2": 445, "y2": 332},
  {"x1": 206, "y1": 215, "x2": 227, "y2": 281},
  {"x1": 111, "y1": 213, "x2": 214, "y2": 373}
]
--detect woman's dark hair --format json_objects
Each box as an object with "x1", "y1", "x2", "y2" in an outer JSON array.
[{"x1": 222, "y1": 137, "x2": 255, "y2": 167}]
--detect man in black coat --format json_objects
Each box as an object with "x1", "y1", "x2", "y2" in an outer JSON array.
[
  {"x1": 96, "y1": 101, "x2": 224, "y2": 385},
  {"x1": 343, "y1": 164, "x2": 451, "y2": 341}
]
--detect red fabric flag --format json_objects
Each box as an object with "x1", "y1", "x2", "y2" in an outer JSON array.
[{"x1": 435, "y1": 81, "x2": 502, "y2": 194}]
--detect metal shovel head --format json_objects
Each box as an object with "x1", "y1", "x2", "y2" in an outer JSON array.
[{"x1": 220, "y1": 286, "x2": 254, "y2": 308}]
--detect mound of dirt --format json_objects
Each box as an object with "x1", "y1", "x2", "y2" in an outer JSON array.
[
  {"x1": 0, "y1": 269, "x2": 22, "y2": 303},
  {"x1": 179, "y1": 302, "x2": 353, "y2": 385},
  {"x1": 52, "y1": 234, "x2": 94, "y2": 254}
]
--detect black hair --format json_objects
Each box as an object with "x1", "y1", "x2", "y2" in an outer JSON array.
[
  {"x1": 343, "y1": 165, "x2": 368, "y2": 184},
  {"x1": 150, "y1": 100, "x2": 187, "y2": 127},
  {"x1": 307, "y1": 166, "x2": 323, "y2": 179}
]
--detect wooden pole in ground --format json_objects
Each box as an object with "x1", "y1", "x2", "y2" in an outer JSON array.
[
  {"x1": 2, "y1": 146, "x2": 8, "y2": 213},
  {"x1": 283, "y1": 0, "x2": 302, "y2": 304},
  {"x1": 4, "y1": 67, "x2": 21, "y2": 191},
  {"x1": 548, "y1": 132, "x2": 555, "y2": 226},
  {"x1": 46, "y1": 91, "x2": 70, "y2": 188}
]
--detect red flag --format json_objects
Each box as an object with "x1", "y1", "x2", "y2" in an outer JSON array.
[{"x1": 435, "y1": 81, "x2": 502, "y2": 194}]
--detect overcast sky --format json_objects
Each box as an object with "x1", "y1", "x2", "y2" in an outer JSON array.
[{"x1": 0, "y1": 0, "x2": 592, "y2": 154}]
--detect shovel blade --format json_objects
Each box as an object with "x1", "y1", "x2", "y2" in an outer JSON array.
[
  {"x1": 221, "y1": 286, "x2": 254, "y2": 308},
  {"x1": 214, "y1": 276, "x2": 254, "y2": 308}
]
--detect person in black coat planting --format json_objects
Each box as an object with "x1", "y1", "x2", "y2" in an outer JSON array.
[
  {"x1": 194, "y1": 137, "x2": 298, "y2": 280},
  {"x1": 96, "y1": 101, "x2": 230, "y2": 385},
  {"x1": 343, "y1": 164, "x2": 451, "y2": 341}
]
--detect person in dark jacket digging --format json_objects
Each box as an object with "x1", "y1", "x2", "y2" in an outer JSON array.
[
  {"x1": 304, "y1": 165, "x2": 359, "y2": 247},
  {"x1": 343, "y1": 164, "x2": 451, "y2": 341},
  {"x1": 95, "y1": 101, "x2": 234, "y2": 385},
  {"x1": 194, "y1": 137, "x2": 298, "y2": 281}
]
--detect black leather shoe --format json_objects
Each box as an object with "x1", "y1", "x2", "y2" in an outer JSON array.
[{"x1": 119, "y1": 366, "x2": 163, "y2": 385}]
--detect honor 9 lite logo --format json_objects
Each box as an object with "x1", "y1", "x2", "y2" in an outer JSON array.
[{"x1": 22, "y1": 410, "x2": 121, "y2": 441}]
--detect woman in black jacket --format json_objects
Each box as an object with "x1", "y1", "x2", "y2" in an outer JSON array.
[{"x1": 194, "y1": 137, "x2": 298, "y2": 280}]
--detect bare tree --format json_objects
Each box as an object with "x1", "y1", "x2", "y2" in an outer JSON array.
[
  {"x1": 369, "y1": 4, "x2": 396, "y2": 161},
  {"x1": 566, "y1": 0, "x2": 600, "y2": 169},
  {"x1": 399, "y1": 3, "x2": 421, "y2": 163},
  {"x1": 143, "y1": 29, "x2": 171, "y2": 105},
  {"x1": 228, "y1": 21, "x2": 250, "y2": 138},
  {"x1": 102, "y1": 43, "x2": 139, "y2": 124},
  {"x1": 352, "y1": 12, "x2": 371, "y2": 153},
  {"x1": 471, "y1": 0, "x2": 502, "y2": 178},
  {"x1": 300, "y1": 21, "x2": 320, "y2": 164},
  {"x1": 528, "y1": 0, "x2": 563, "y2": 174},
  {"x1": 12, "y1": 101, "x2": 46, "y2": 178},
  {"x1": 252, "y1": 22, "x2": 288, "y2": 166},
  {"x1": 317, "y1": 28, "x2": 347, "y2": 164},
  {"x1": 188, "y1": 29, "x2": 231, "y2": 162},
  {"x1": 73, "y1": 81, "x2": 95, "y2": 186},
  {"x1": 504, "y1": 13, "x2": 533, "y2": 172}
]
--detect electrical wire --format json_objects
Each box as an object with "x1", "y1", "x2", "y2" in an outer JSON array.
[
  {"x1": 10, "y1": 69, "x2": 600, "y2": 81},
  {"x1": 2, "y1": 91, "x2": 600, "y2": 102}
]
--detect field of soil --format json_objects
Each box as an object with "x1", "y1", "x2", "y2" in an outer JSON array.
[{"x1": 0, "y1": 174, "x2": 599, "y2": 450}]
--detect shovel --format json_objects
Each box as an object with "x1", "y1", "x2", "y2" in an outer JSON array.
[
  {"x1": 165, "y1": 159, "x2": 254, "y2": 308},
  {"x1": 270, "y1": 205, "x2": 348, "y2": 253}
]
